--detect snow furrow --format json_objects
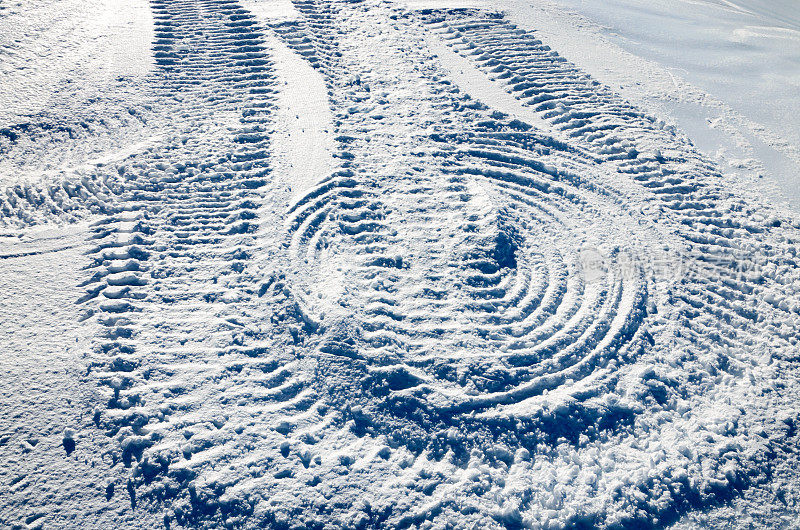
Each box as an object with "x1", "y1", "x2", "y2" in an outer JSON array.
[
  {"x1": 4, "y1": 1, "x2": 799, "y2": 528},
  {"x1": 73, "y1": 0, "x2": 307, "y2": 523}
]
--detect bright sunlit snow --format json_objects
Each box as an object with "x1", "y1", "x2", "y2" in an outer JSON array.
[{"x1": 1, "y1": 1, "x2": 799, "y2": 529}]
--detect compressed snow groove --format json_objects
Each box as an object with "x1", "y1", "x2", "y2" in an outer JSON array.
[
  {"x1": 62, "y1": 1, "x2": 800, "y2": 529},
  {"x1": 77, "y1": 0, "x2": 294, "y2": 525},
  {"x1": 265, "y1": 3, "x2": 798, "y2": 529}
]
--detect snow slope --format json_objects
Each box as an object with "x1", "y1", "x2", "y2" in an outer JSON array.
[{"x1": 1, "y1": 0, "x2": 799, "y2": 529}]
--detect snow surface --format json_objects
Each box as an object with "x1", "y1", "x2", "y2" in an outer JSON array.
[
  {"x1": 0, "y1": 0, "x2": 152, "y2": 128},
  {"x1": 535, "y1": 0, "x2": 800, "y2": 211},
  {"x1": 1, "y1": 0, "x2": 800, "y2": 529}
]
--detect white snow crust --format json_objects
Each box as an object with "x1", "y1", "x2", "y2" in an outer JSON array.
[{"x1": 1, "y1": 0, "x2": 799, "y2": 529}]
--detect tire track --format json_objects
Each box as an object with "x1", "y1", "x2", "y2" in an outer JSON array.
[
  {"x1": 410, "y1": 7, "x2": 800, "y2": 527},
  {"x1": 75, "y1": 0, "x2": 307, "y2": 524},
  {"x1": 269, "y1": 1, "x2": 663, "y2": 526},
  {"x1": 424, "y1": 10, "x2": 799, "y2": 358},
  {"x1": 258, "y1": 2, "x2": 799, "y2": 528},
  {"x1": 5, "y1": 0, "x2": 797, "y2": 527}
]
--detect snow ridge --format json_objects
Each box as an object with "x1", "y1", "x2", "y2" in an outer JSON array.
[
  {"x1": 80, "y1": 0, "x2": 289, "y2": 524},
  {"x1": 4, "y1": 1, "x2": 798, "y2": 528}
]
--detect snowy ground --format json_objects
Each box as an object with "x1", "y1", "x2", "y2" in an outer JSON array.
[
  {"x1": 1, "y1": 0, "x2": 799, "y2": 529},
  {"x1": 506, "y1": 0, "x2": 800, "y2": 212}
]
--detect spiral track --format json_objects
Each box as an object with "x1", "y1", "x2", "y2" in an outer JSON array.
[
  {"x1": 285, "y1": 125, "x2": 653, "y2": 417},
  {"x1": 3, "y1": 1, "x2": 800, "y2": 528},
  {"x1": 265, "y1": 3, "x2": 800, "y2": 528}
]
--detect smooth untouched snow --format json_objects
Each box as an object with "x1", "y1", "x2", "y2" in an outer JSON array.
[
  {"x1": 0, "y1": 0, "x2": 153, "y2": 127},
  {"x1": 498, "y1": 0, "x2": 800, "y2": 211}
]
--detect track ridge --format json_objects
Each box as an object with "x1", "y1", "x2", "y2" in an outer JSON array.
[
  {"x1": 4, "y1": 1, "x2": 800, "y2": 528},
  {"x1": 73, "y1": 0, "x2": 304, "y2": 524},
  {"x1": 249, "y1": 3, "x2": 800, "y2": 528}
]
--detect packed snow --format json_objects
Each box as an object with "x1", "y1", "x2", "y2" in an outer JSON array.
[{"x1": 1, "y1": 0, "x2": 799, "y2": 529}]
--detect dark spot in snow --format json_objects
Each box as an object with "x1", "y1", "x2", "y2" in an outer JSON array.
[{"x1": 63, "y1": 436, "x2": 76, "y2": 456}]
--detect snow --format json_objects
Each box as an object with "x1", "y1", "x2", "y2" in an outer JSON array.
[
  {"x1": 0, "y1": 225, "x2": 162, "y2": 528},
  {"x1": 264, "y1": 31, "x2": 336, "y2": 203},
  {"x1": 554, "y1": 0, "x2": 800, "y2": 148},
  {"x1": 495, "y1": 0, "x2": 800, "y2": 211},
  {"x1": 0, "y1": 0, "x2": 152, "y2": 127},
  {"x1": 1, "y1": 0, "x2": 799, "y2": 528}
]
